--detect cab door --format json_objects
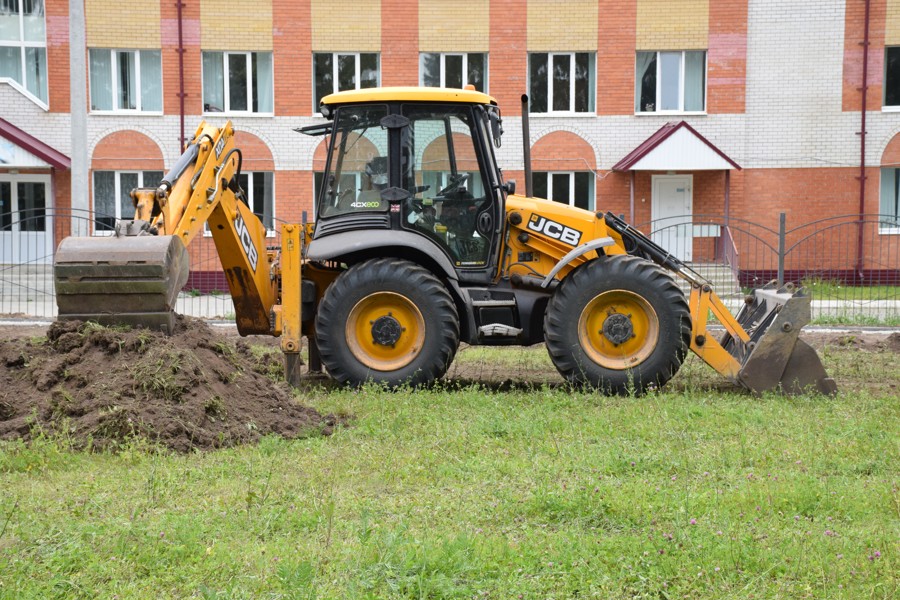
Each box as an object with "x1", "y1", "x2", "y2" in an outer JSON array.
[{"x1": 399, "y1": 103, "x2": 501, "y2": 274}]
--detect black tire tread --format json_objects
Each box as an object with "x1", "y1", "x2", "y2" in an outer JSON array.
[
  {"x1": 544, "y1": 255, "x2": 691, "y2": 394},
  {"x1": 315, "y1": 257, "x2": 459, "y2": 387}
]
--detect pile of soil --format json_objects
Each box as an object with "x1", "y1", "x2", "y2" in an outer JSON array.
[{"x1": 0, "y1": 317, "x2": 340, "y2": 452}]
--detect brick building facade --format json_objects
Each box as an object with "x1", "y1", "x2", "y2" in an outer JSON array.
[{"x1": 1, "y1": 0, "x2": 899, "y2": 272}]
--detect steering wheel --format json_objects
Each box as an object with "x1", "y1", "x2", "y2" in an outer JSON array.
[{"x1": 438, "y1": 173, "x2": 469, "y2": 197}]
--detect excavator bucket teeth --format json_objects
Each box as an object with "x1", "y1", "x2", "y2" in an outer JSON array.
[
  {"x1": 54, "y1": 235, "x2": 189, "y2": 334},
  {"x1": 722, "y1": 283, "x2": 836, "y2": 395}
]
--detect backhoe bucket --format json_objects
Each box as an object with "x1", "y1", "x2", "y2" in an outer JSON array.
[
  {"x1": 722, "y1": 283, "x2": 836, "y2": 395},
  {"x1": 54, "y1": 235, "x2": 189, "y2": 334}
]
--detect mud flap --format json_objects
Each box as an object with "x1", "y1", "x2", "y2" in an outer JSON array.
[
  {"x1": 54, "y1": 235, "x2": 189, "y2": 334},
  {"x1": 722, "y1": 283, "x2": 837, "y2": 395}
]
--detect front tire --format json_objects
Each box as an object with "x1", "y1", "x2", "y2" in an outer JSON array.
[
  {"x1": 544, "y1": 255, "x2": 690, "y2": 395},
  {"x1": 315, "y1": 258, "x2": 459, "y2": 387}
]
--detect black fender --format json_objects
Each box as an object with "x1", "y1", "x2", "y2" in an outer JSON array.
[
  {"x1": 540, "y1": 237, "x2": 616, "y2": 288},
  {"x1": 306, "y1": 230, "x2": 458, "y2": 280},
  {"x1": 305, "y1": 231, "x2": 478, "y2": 342}
]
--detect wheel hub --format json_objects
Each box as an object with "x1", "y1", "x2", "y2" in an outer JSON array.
[
  {"x1": 371, "y1": 313, "x2": 403, "y2": 346},
  {"x1": 602, "y1": 312, "x2": 634, "y2": 346}
]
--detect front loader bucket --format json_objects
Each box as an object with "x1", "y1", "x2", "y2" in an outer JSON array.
[
  {"x1": 54, "y1": 235, "x2": 189, "y2": 334},
  {"x1": 721, "y1": 283, "x2": 836, "y2": 395}
]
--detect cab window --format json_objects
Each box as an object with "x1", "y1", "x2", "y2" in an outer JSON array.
[
  {"x1": 400, "y1": 104, "x2": 492, "y2": 267},
  {"x1": 318, "y1": 104, "x2": 389, "y2": 218}
]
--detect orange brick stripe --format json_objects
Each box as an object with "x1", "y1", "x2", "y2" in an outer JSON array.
[{"x1": 843, "y1": 0, "x2": 887, "y2": 112}]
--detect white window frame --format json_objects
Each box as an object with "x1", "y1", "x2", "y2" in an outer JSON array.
[
  {"x1": 204, "y1": 171, "x2": 276, "y2": 238},
  {"x1": 89, "y1": 49, "x2": 162, "y2": 114},
  {"x1": 0, "y1": 0, "x2": 48, "y2": 108},
  {"x1": 91, "y1": 170, "x2": 162, "y2": 236},
  {"x1": 419, "y1": 52, "x2": 488, "y2": 92},
  {"x1": 314, "y1": 52, "x2": 380, "y2": 113},
  {"x1": 202, "y1": 51, "x2": 274, "y2": 116},
  {"x1": 528, "y1": 52, "x2": 595, "y2": 115},
  {"x1": 879, "y1": 167, "x2": 900, "y2": 234},
  {"x1": 636, "y1": 50, "x2": 707, "y2": 115},
  {"x1": 883, "y1": 46, "x2": 900, "y2": 112},
  {"x1": 534, "y1": 171, "x2": 595, "y2": 211}
]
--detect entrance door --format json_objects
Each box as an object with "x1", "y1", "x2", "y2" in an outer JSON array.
[
  {"x1": 0, "y1": 174, "x2": 53, "y2": 265},
  {"x1": 651, "y1": 174, "x2": 692, "y2": 261}
]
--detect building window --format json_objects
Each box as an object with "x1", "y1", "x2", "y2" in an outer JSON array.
[
  {"x1": 528, "y1": 53, "x2": 595, "y2": 113},
  {"x1": 237, "y1": 171, "x2": 275, "y2": 233},
  {"x1": 92, "y1": 170, "x2": 164, "y2": 233},
  {"x1": 204, "y1": 171, "x2": 275, "y2": 236},
  {"x1": 533, "y1": 171, "x2": 594, "y2": 211},
  {"x1": 636, "y1": 51, "x2": 706, "y2": 113},
  {"x1": 313, "y1": 52, "x2": 379, "y2": 111},
  {"x1": 89, "y1": 49, "x2": 162, "y2": 112},
  {"x1": 420, "y1": 53, "x2": 487, "y2": 92},
  {"x1": 202, "y1": 51, "x2": 273, "y2": 114},
  {"x1": 880, "y1": 167, "x2": 900, "y2": 231},
  {"x1": 0, "y1": 0, "x2": 48, "y2": 104},
  {"x1": 885, "y1": 47, "x2": 900, "y2": 108}
]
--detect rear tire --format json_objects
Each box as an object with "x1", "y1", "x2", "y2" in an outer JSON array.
[
  {"x1": 315, "y1": 258, "x2": 459, "y2": 387},
  {"x1": 544, "y1": 255, "x2": 690, "y2": 395}
]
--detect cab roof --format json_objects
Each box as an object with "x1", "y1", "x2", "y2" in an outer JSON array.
[{"x1": 320, "y1": 86, "x2": 497, "y2": 106}]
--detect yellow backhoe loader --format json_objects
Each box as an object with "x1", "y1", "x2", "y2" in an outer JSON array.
[{"x1": 54, "y1": 87, "x2": 835, "y2": 395}]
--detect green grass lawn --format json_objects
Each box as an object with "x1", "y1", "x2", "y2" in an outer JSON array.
[{"x1": 1, "y1": 348, "x2": 898, "y2": 599}]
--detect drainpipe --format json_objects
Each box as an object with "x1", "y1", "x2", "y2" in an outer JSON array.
[
  {"x1": 177, "y1": 0, "x2": 186, "y2": 149},
  {"x1": 521, "y1": 94, "x2": 533, "y2": 197},
  {"x1": 856, "y1": 0, "x2": 871, "y2": 277}
]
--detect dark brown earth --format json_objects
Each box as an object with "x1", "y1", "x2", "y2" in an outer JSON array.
[{"x1": 0, "y1": 317, "x2": 340, "y2": 452}]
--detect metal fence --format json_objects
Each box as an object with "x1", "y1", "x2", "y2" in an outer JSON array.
[{"x1": 2, "y1": 209, "x2": 899, "y2": 322}]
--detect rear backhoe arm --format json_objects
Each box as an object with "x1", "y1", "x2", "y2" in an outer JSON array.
[
  {"x1": 129, "y1": 121, "x2": 277, "y2": 335},
  {"x1": 55, "y1": 121, "x2": 296, "y2": 343}
]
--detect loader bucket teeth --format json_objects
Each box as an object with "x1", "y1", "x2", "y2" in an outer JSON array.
[
  {"x1": 721, "y1": 283, "x2": 836, "y2": 395},
  {"x1": 54, "y1": 235, "x2": 190, "y2": 334}
]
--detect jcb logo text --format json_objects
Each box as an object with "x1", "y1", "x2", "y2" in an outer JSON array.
[
  {"x1": 527, "y1": 215, "x2": 582, "y2": 246},
  {"x1": 235, "y1": 214, "x2": 259, "y2": 272}
]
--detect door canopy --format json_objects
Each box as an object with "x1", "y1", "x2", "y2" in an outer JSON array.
[{"x1": 613, "y1": 121, "x2": 740, "y2": 172}]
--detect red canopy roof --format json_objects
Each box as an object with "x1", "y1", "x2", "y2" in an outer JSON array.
[
  {"x1": 612, "y1": 121, "x2": 740, "y2": 172},
  {"x1": 0, "y1": 117, "x2": 71, "y2": 170}
]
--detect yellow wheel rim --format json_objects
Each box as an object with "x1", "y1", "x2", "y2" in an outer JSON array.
[
  {"x1": 578, "y1": 290, "x2": 659, "y2": 370},
  {"x1": 346, "y1": 292, "x2": 426, "y2": 371}
]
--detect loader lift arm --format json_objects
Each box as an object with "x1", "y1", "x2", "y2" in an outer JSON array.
[{"x1": 604, "y1": 213, "x2": 836, "y2": 395}]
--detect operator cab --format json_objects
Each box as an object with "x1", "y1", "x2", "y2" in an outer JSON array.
[{"x1": 305, "y1": 87, "x2": 509, "y2": 282}]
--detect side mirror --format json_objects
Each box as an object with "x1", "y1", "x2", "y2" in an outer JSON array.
[
  {"x1": 503, "y1": 180, "x2": 516, "y2": 195},
  {"x1": 489, "y1": 111, "x2": 503, "y2": 147}
]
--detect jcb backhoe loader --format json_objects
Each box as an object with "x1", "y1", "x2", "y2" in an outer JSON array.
[{"x1": 54, "y1": 87, "x2": 835, "y2": 395}]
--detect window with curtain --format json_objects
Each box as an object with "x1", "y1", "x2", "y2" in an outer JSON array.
[
  {"x1": 0, "y1": 0, "x2": 48, "y2": 104},
  {"x1": 92, "y1": 170, "x2": 163, "y2": 233},
  {"x1": 885, "y1": 47, "x2": 900, "y2": 108},
  {"x1": 533, "y1": 171, "x2": 594, "y2": 211},
  {"x1": 880, "y1": 167, "x2": 900, "y2": 231},
  {"x1": 89, "y1": 49, "x2": 162, "y2": 112},
  {"x1": 419, "y1": 52, "x2": 487, "y2": 92},
  {"x1": 528, "y1": 52, "x2": 594, "y2": 113},
  {"x1": 313, "y1": 52, "x2": 379, "y2": 112},
  {"x1": 636, "y1": 50, "x2": 706, "y2": 113},
  {"x1": 202, "y1": 51, "x2": 274, "y2": 114}
]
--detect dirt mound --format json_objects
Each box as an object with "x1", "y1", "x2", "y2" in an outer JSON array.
[{"x1": 0, "y1": 317, "x2": 340, "y2": 452}]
